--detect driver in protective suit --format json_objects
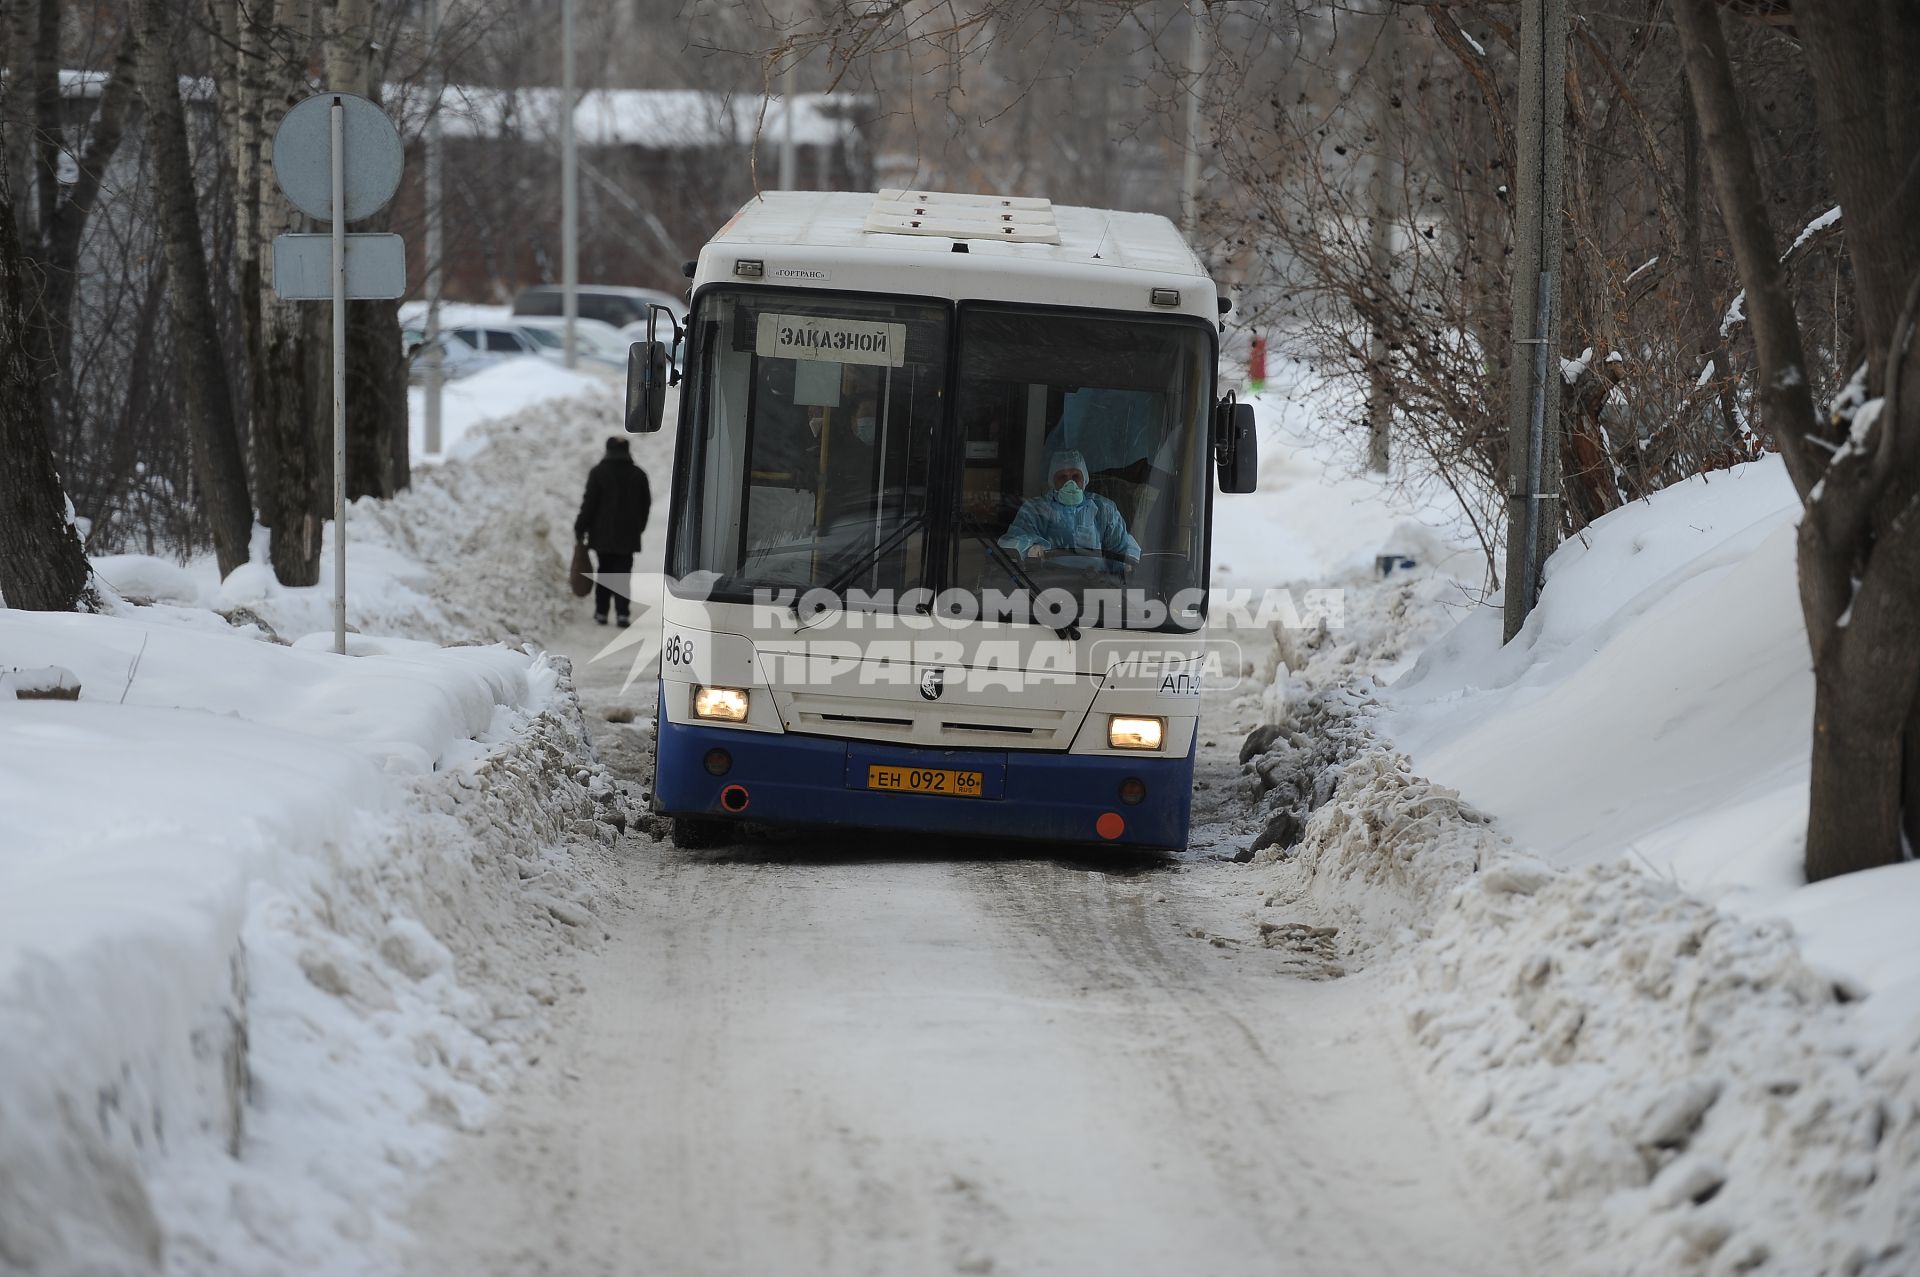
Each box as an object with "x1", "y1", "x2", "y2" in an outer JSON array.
[{"x1": 997, "y1": 449, "x2": 1141, "y2": 571}]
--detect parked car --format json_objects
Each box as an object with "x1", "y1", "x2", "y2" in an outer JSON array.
[
  {"x1": 402, "y1": 328, "x2": 498, "y2": 383},
  {"x1": 448, "y1": 324, "x2": 544, "y2": 357},
  {"x1": 510, "y1": 315, "x2": 630, "y2": 368},
  {"x1": 512, "y1": 283, "x2": 687, "y2": 331}
]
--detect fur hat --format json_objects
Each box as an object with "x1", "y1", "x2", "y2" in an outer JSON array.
[{"x1": 606, "y1": 436, "x2": 631, "y2": 454}]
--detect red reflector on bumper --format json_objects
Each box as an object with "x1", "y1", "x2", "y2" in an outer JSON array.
[{"x1": 1096, "y1": 812, "x2": 1125, "y2": 841}]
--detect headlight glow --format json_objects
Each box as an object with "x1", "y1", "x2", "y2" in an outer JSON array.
[
  {"x1": 693, "y1": 686, "x2": 750, "y2": 722},
  {"x1": 1108, "y1": 715, "x2": 1165, "y2": 751}
]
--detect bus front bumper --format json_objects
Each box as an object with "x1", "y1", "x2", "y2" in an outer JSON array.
[{"x1": 655, "y1": 716, "x2": 1193, "y2": 849}]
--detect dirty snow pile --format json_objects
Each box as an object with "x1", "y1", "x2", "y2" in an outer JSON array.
[
  {"x1": 1241, "y1": 456, "x2": 1918, "y2": 1275},
  {"x1": 91, "y1": 360, "x2": 625, "y2": 651},
  {"x1": 405, "y1": 351, "x2": 613, "y2": 463}
]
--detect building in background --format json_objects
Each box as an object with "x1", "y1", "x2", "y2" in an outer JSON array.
[{"x1": 388, "y1": 86, "x2": 873, "y2": 300}]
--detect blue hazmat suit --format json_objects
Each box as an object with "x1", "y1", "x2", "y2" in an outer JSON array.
[{"x1": 997, "y1": 450, "x2": 1141, "y2": 571}]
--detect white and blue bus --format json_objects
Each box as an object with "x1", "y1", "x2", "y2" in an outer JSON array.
[{"x1": 624, "y1": 189, "x2": 1256, "y2": 851}]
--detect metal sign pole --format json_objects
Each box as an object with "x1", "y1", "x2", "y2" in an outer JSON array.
[
  {"x1": 270, "y1": 91, "x2": 405, "y2": 657},
  {"x1": 561, "y1": 0, "x2": 578, "y2": 370},
  {"x1": 331, "y1": 95, "x2": 348, "y2": 656}
]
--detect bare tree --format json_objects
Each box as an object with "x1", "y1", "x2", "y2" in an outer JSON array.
[
  {"x1": 1672, "y1": 0, "x2": 1920, "y2": 880},
  {"x1": 0, "y1": 119, "x2": 92, "y2": 611},
  {"x1": 241, "y1": 0, "x2": 331, "y2": 586},
  {"x1": 136, "y1": 0, "x2": 253, "y2": 575}
]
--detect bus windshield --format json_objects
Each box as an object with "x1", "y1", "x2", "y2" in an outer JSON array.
[
  {"x1": 671, "y1": 290, "x2": 949, "y2": 597},
  {"x1": 947, "y1": 305, "x2": 1211, "y2": 629},
  {"x1": 670, "y1": 289, "x2": 1212, "y2": 630}
]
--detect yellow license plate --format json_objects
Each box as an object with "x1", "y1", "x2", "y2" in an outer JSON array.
[{"x1": 866, "y1": 764, "x2": 985, "y2": 798}]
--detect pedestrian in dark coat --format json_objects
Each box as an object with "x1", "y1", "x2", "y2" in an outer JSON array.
[{"x1": 575, "y1": 437, "x2": 651, "y2": 625}]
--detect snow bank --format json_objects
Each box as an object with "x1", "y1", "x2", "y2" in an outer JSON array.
[
  {"x1": 101, "y1": 366, "x2": 625, "y2": 653},
  {"x1": 1386, "y1": 456, "x2": 1920, "y2": 1039},
  {"x1": 1237, "y1": 459, "x2": 1919, "y2": 1274},
  {"x1": 0, "y1": 610, "x2": 632, "y2": 1274},
  {"x1": 0, "y1": 350, "x2": 653, "y2": 1274},
  {"x1": 406, "y1": 357, "x2": 611, "y2": 462},
  {"x1": 1390, "y1": 459, "x2": 1810, "y2": 880},
  {"x1": 91, "y1": 554, "x2": 209, "y2": 607},
  {"x1": 1210, "y1": 356, "x2": 1487, "y2": 590}
]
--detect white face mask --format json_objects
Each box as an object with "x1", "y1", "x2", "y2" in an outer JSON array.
[{"x1": 854, "y1": 415, "x2": 876, "y2": 445}]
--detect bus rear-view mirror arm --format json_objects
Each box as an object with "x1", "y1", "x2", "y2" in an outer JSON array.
[{"x1": 1213, "y1": 395, "x2": 1258, "y2": 494}]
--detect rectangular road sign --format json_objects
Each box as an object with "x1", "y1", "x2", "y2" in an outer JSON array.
[{"x1": 272, "y1": 232, "x2": 406, "y2": 300}]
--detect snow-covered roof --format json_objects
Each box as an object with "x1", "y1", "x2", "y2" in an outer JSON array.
[
  {"x1": 395, "y1": 86, "x2": 857, "y2": 150},
  {"x1": 51, "y1": 67, "x2": 857, "y2": 149}
]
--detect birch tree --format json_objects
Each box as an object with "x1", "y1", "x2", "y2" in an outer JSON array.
[{"x1": 135, "y1": 0, "x2": 253, "y2": 575}]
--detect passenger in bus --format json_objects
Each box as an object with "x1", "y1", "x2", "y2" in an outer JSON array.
[{"x1": 997, "y1": 449, "x2": 1140, "y2": 571}]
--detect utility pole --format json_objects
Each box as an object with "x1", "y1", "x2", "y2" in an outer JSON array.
[
  {"x1": 422, "y1": 0, "x2": 444, "y2": 453},
  {"x1": 561, "y1": 0, "x2": 579, "y2": 370},
  {"x1": 1180, "y1": 0, "x2": 1206, "y2": 239},
  {"x1": 780, "y1": 58, "x2": 798, "y2": 190},
  {"x1": 1502, "y1": 0, "x2": 1568, "y2": 641}
]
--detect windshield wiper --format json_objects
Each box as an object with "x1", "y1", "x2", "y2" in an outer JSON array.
[
  {"x1": 818, "y1": 512, "x2": 927, "y2": 599},
  {"x1": 968, "y1": 526, "x2": 1079, "y2": 641}
]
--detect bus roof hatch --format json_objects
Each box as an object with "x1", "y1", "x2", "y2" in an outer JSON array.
[{"x1": 862, "y1": 189, "x2": 1061, "y2": 245}]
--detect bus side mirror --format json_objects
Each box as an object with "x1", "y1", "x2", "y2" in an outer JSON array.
[
  {"x1": 624, "y1": 340, "x2": 670, "y2": 433},
  {"x1": 627, "y1": 304, "x2": 687, "y2": 434},
  {"x1": 1214, "y1": 398, "x2": 1257, "y2": 493}
]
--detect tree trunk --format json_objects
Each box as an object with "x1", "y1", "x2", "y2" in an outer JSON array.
[
  {"x1": 1677, "y1": 0, "x2": 1920, "y2": 881},
  {"x1": 345, "y1": 298, "x2": 406, "y2": 498},
  {"x1": 323, "y1": 0, "x2": 408, "y2": 498},
  {"x1": 136, "y1": 0, "x2": 254, "y2": 577},
  {"x1": 0, "y1": 130, "x2": 92, "y2": 612},
  {"x1": 250, "y1": 0, "x2": 327, "y2": 585}
]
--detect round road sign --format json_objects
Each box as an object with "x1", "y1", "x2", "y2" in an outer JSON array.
[{"x1": 271, "y1": 91, "x2": 404, "y2": 222}]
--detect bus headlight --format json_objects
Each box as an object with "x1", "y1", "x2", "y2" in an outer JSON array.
[
  {"x1": 693, "y1": 686, "x2": 750, "y2": 722},
  {"x1": 1108, "y1": 715, "x2": 1165, "y2": 751}
]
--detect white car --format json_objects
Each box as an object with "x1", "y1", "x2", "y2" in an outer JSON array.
[
  {"x1": 510, "y1": 315, "x2": 629, "y2": 368},
  {"x1": 447, "y1": 324, "x2": 544, "y2": 357},
  {"x1": 402, "y1": 327, "x2": 497, "y2": 382}
]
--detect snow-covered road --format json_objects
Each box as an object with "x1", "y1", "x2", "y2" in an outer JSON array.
[
  {"x1": 403, "y1": 850, "x2": 1541, "y2": 1276},
  {"x1": 398, "y1": 619, "x2": 1545, "y2": 1276}
]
